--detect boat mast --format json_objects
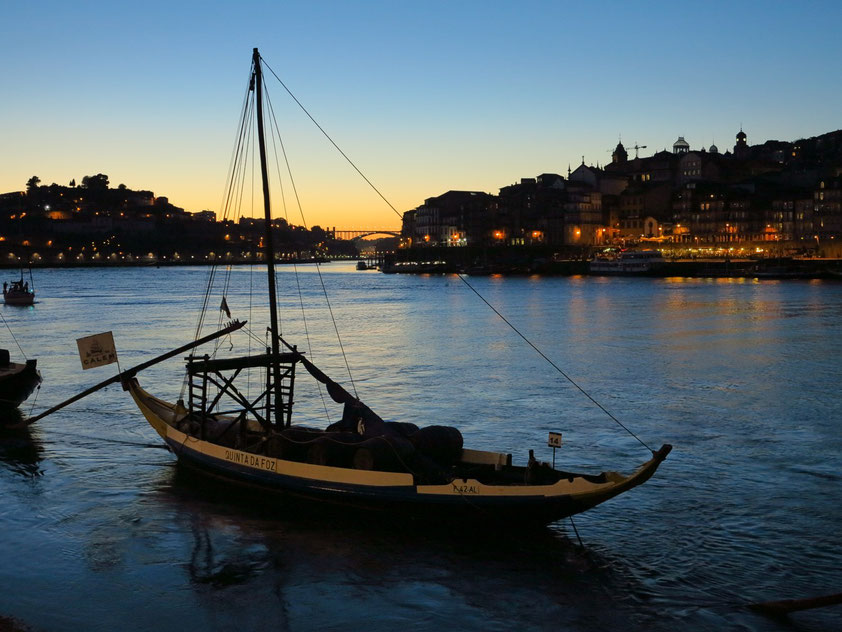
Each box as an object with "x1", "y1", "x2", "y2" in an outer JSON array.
[{"x1": 253, "y1": 47, "x2": 284, "y2": 427}]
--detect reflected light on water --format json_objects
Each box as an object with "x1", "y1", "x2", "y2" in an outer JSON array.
[{"x1": 0, "y1": 263, "x2": 840, "y2": 631}]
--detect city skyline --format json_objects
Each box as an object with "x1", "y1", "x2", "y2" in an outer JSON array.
[{"x1": 3, "y1": 1, "x2": 840, "y2": 229}]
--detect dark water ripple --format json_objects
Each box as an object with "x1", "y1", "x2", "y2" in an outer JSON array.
[{"x1": 1, "y1": 265, "x2": 841, "y2": 631}]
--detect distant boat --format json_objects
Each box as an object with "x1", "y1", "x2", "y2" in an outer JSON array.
[
  {"x1": 381, "y1": 260, "x2": 449, "y2": 274},
  {"x1": 119, "y1": 49, "x2": 671, "y2": 526},
  {"x1": 752, "y1": 267, "x2": 810, "y2": 280},
  {"x1": 3, "y1": 273, "x2": 35, "y2": 306},
  {"x1": 0, "y1": 349, "x2": 40, "y2": 409},
  {"x1": 589, "y1": 249, "x2": 665, "y2": 275},
  {"x1": 356, "y1": 260, "x2": 369, "y2": 270},
  {"x1": 752, "y1": 259, "x2": 814, "y2": 279}
]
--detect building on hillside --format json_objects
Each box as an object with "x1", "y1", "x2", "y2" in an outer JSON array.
[
  {"x1": 568, "y1": 159, "x2": 625, "y2": 193},
  {"x1": 403, "y1": 190, "x2": 494, "y2": 246},
  {"x1": 673, "y1": 136, "x2": 690, "y2": 154},
  {"x1": 678, "y1": 151, "x2": 725, "y2": 185},
  {"x1": 495, "y1": 175, "x2": 567, "y2": 246},
  {"x1": 603, "y1": 148, "x2": 680, "y2": 186},
  {"x1": 615, "y1": 215, "x2": 663, "y2": 242},
  {"x1": 400, "y1": 209, "x2": 416, "y2": 246},
  {"x1": 192, "y1": 210, "x2": 217, "y2": 222},
  {"x1": 734, "y1": 129, "x2": 749, "y2": 159},
  {"x1": 611, "y1": 140, "x2": 628, "y2": 165},
  {"x1": 568, "y1": 163, "x2": 599, "y2": 189},
  {"x1": 613, "y1": 182, "x2": 674, "y2": 241},
  {"x1": 395, "y1": 127, "x2": 842, "y2": 250},
  {"x1": 814, "y1": 178, "x2": 842, "y2": 239},
  {"x1": 563, "y1": 181, "x2": 603, "y2": 245},
  {"x1": 672, "y1": 181, "x2": 759, "y2": 244}
]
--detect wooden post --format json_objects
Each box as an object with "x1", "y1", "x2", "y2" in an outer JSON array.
[
  {"x1": 749, "y1": 592, "x2": 842, "y2": 617},
  {"x1": 13, "y1": 320, "x2": 246, "y2": 429}
]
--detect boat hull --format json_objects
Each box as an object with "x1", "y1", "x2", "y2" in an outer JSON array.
[
  {"x1": 166, "y1": 436, "x2": 608, "y2": 524},
  {"x1": 0, "y1": 360, "x2": 41, "y2": 408},
  {"x1": 3, "y1": 290, "x2": 35, "y2": 306},
  {"x1": 589, "y1": 263, "x2": 662, "y2": 275},
  {"x1": 128, "y1": 378, "x2": 670, "y2": 526},
  {"x1": 589, "y1": 250, "x2": 665, "y2": 276}
]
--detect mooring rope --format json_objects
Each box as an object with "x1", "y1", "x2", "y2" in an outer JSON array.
[
  {"x1": 257, "y1": 53, "x2": 652, "y2": 451},
  {"x1": 264, "y1": 88, "x2": 335, "y2": 422},
  {"x1": 0, "y1": 309, "x2": 27, "y2": 359},
  {"x1": 26, "y1": 383, "x2": 41, "y2": 418},
  {"x1": 262, "y1": 58, "x2": 403, "y2": 220},
  {"x1": 455, "y1": 273, "x2": 653, "y2": 452},
  {"x1": 262, "y1": 79, "x2": 358, "y2": 399}
]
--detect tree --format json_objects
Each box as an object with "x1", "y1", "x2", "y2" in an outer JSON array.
[
  {"x1": 81, "y1": 173, "x2": 110, "y2": 190},
  {"x1": 26, "y1": 176, "x2": 40, "y2": 191},
  {"x1": 69, "y1": 178, "x2": 76, "y2": 187}
]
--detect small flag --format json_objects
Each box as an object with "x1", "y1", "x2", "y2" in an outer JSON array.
[
  {"x1": 220, "y1": 296, "x2": 231, "y2": 318},
  {"x1": 77, "y1": 331, "x2": 118, "y2": 370}
]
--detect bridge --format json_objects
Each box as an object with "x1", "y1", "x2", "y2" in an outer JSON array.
[{"x1": 328, "y1": 229, "x2": 400, "y2": 240}]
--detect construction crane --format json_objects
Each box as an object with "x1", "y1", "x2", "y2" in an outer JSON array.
[{"x1": 607, "y1": 140, "x2": 648, "y2": 159}]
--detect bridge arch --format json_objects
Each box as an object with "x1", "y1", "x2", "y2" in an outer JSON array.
[{"x1": 330, "y1": 229, "x2": 400, "y2": 240}]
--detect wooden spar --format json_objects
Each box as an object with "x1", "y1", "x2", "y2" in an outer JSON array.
[
  {"x1": 252, "y1": 47, "x2": 284, "y2": 428},
  {"x1": 15, "y1": 320, "x2": 247, "y2": 428},
  {"x1": 749, "y1": 592, "x2": 842, "y2": 617}
]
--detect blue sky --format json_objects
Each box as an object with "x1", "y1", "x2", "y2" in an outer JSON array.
[{"x1": 2, "y1": 1, "x2": 840, "y2": 229}]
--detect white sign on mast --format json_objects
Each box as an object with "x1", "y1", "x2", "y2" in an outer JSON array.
[{"x1": 76, "y1": 332, "x2": 118, "y2": 370}]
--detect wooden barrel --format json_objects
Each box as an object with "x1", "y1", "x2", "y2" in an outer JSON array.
[
  {"x1": 268, "y1": 427, "x2": 325, "y2": 462},
  {"x1": 352, "y1": 436, "x2": 414, "y2": 472},
  {"x1": 352, "y1": 446, "x2": 375, "y2": 471},
  {"x1": 306, "y1": 438, "x2": 333, "y2": 466},
  {"x1": 409, "y1": 425, "x2": 463, "y2": 465},
  {"x1": 305, "y1": 433, "x2": 360, "y2": 467},
  {"x1": 384, "y1": 421, "x2": 420, "y2": 437}
]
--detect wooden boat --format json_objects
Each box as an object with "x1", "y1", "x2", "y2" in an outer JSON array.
[
  {"x1": 589, "y1": 249, "x2": 665, "y2": 275},
  {"x1": 3, "y1": 277, "x2": 35, "y2": 306},
  {"x1": 0, "y1": 349, "x2": 40, "y2": 408},
  {"x1": 122, "y1": 49, "x2": 670, "y2": 525}
]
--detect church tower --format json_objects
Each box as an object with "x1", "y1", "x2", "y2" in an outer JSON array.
[
  {"x1": 612, "y1": 140, "x2": 628, "y2": 165},
  {"x1": 734, "y1": 128, "x2": 749, "y2": 158}
]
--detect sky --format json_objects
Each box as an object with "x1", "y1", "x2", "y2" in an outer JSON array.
[{"x1": 2, "y1": 0, "x2": 841, "y2": 230}]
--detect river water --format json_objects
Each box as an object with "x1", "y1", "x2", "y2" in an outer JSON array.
[{"x1": 1, "y1": 262, "x2": 840, "y2": 631}]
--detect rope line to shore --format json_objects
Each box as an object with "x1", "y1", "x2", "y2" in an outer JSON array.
[
  {"x1": 259, "y1": 53, "x2": 651, "y2": 451},
  {"x1": 261, "y1": 58, "x2": 403, "y2": 220},
  {"x1": 262, "y1": 78, "x2": 358, "y2": 400},
  {"x1": 455, "y1": 273, "x2": 653, "y2": 452},
  {"x1": 0, "y1": 310, "x2": 27, "y2": 359}
]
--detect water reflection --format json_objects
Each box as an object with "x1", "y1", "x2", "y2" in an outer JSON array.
[
  {"x1": 151, "y1": 466, "x2": 660, "y2": 631},
  {"x1": 0, "y1": 413, "x2": 43, "y2": 478},
  {"x1": 3, "y1": 267, "x2": 842, "y2": 632},
  {"x1": 187, "y1": 514, "x2": 276, "y2": 588}
]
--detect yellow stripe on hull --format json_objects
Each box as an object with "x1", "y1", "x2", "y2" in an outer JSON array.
[
  {"x1": 128, "y1": 378, "x2": 670, "y2": 507},
  {"x1": 129, "y1": 380, "x2": 414, "y2": 488}
]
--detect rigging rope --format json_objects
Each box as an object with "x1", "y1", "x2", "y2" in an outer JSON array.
[
  {"x1": 257, "y1": 54, "x2": 655, "y2": 451},
  {"x1": 264, "y1": 87, "x2": 335, "y2": 420},
  {"x1": 454, "y1": 273, "x2": 653, "y2": 452},
  {"x1": 184, "y1": 67, "x2": 256, "y2": 405},
  {"x1": 233, "y1": 53, "x2": 655, "y2": 449},
  {"x1": 262, "y1": 59, "x2": 403, "y2": 220},
  {"x1": 26, "y1": 383, "x2": 40, "y2": 418},
  {"x1": 263, "y1": 80, "x2": 358, "y2": 399},
  {"x1": 192, "y1": 72, "x2": 254, "y2": 345},
  {"x1": 0, "y1": 310, "x2": 27, "y2": 359}
]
